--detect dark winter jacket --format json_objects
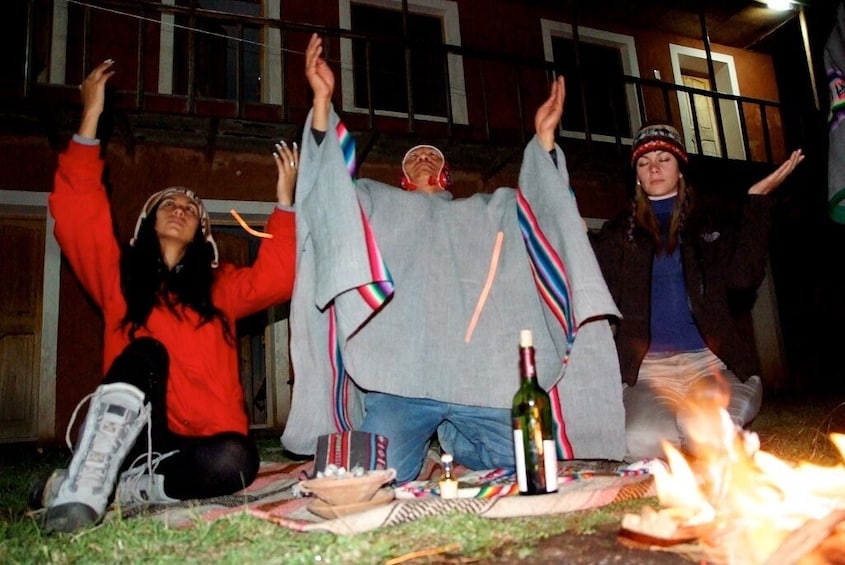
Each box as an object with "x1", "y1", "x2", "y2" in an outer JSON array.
[{"x1": 590, "y1": 194, "x2": 774, "y2": 386}]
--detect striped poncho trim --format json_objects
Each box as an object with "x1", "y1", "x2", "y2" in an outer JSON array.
[
  {"x1": 330, "y1": 121, "x2": 393, "y2": 430},
  {"x1": 517, "y1": 189, "x2": 576, "y2": 460}
]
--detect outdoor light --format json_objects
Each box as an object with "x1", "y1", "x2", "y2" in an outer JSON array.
[{"x1": 763, "y1": 0, "x2": 793, "y2": 10}]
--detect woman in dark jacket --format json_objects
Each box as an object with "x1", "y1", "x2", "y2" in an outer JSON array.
[{"x1": 590, "y1": 123, "x2": 803, "y2": 461}]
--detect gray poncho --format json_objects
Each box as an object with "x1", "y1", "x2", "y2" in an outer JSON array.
[
  {"x1": 282, "y1": 107, "x2": 625, "y2": 461},
  {"x1": 827, "y1": 0, "x2": 845, "y2": 223}
]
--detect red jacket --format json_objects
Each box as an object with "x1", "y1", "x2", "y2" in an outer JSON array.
[{"x1": 50, "y1": 141, "x2": 296, "y2": 436}]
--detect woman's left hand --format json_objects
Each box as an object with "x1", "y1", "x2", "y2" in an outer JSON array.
[
  {"x1": 273, "y1": 140, "x2": 298, "y2": 207},
  {"x1": 748, "y1": 149, "x2": 805, "y2": 195},
  {"x1": 78, "y1": 59, "x2": 115, "y2": 139}
]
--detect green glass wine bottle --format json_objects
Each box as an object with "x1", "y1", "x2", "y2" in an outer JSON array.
[{"x1": 511, "y1": 329, "x2": 558, "y2": 495}]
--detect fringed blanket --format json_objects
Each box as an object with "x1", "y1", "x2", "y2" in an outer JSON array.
[{"x1": 107, "y1": 460, "x2": 655, "y2": 535}]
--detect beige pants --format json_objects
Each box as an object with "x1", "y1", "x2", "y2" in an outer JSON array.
[{"x1": 623, "y1": 348, "x2": 763, "y2": 462}]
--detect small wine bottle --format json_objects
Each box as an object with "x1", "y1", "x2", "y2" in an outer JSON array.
[
  {"x1": 511, "y1": 329, "x2": 558, "y2": 495},
  {"x1": 439, "y1": 453, "x2": 458, "y2": 499}
]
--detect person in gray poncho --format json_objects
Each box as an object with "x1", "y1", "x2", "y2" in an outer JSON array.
[
  {"x1": 827, "y1": 0, "x2": 845, "y2": 223},
  {"x1": 282, "y1": 33, "x2": 625, "y2": 483}
]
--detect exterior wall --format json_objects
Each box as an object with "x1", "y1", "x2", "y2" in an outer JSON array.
[
  {"x1": 2, "y1": 0, "x2": 795, "y2": 441},
  {"x1": 39, "y1": 1, "x2": 785, "y2": 162}
]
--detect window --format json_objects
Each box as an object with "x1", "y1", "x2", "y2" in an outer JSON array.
[
  {"x1": 171, "y1": 0, "x2": 262, "y2": 101},
  {"x1": 158, "y1": 0, "x2": 282, "y2": 105},
  {"x1": 541, "y1": 20, "x2": 640, "y2": 143},
  {"x1": 339, "y1": 0, "x2": 468, "y2": 124},
  {"x1": 349, "y1": 4, "x2": 445, "y2": 116}
]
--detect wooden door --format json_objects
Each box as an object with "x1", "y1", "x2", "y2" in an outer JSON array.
[
  {"x1": 215, "y1": 227, "x2": 274, "y2": 430},
  {"x1": 0, "y1": 216, "x2": 45, "y2": 442},
  {"x1": 682, "y1": 74, "x2": 721, "y2": 157}
]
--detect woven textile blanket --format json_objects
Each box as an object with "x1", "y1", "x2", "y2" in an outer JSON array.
[{"x1": 106, "y1": 460, "x2": 655, "y2": 535}]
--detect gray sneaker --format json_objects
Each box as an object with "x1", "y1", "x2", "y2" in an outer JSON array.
[
  {"x1": 115, "y1": 451, "x2": 179, "y2": 509},
  {"x1": 43, "y1": 382, "x2": 149, "y2": 534},
  {"x1": 28, "y1": 469, "x2": 68, "y2": 510}
]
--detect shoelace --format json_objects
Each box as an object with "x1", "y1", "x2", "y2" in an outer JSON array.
[
  {"x1": 119, "y1": 450, "x2": 178, "y2": 503},
  {"x1": 64, "y1": 389, "x2": 151, "y2": 493}
]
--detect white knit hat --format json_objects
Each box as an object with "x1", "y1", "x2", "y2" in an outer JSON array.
[
  {"x1": 130, "y1": 186, "x2": 219, "y2": 267},
  {"x1": 400, "y1": 144, "x2": 451, "y2": 190}
]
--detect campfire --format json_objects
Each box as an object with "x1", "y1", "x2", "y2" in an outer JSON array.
[{"x1": 618, "y1": 387, "x2": 845, "y2": 564}]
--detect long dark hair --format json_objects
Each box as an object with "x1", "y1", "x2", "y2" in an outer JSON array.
[
  {"x1": 629, "y1": 171, "x2": 694, "y2": 255},
  {"x1": 119, "y1": 201, "x2": 233, "y2": 343}
]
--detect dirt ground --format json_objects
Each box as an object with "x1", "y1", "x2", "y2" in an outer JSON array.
[
  {"x1": 491, "y1": 523, "x2": 700, "y2": 564},
  {"x1": 425, "y1": 521, "x2": 699, "y2": 563}
]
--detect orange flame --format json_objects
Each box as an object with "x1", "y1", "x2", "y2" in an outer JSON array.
[{"x1": 622, "y1": 386, "x2": 845, "y2": 564}]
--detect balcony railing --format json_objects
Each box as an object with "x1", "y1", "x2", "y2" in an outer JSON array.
[{"x1": 6, "y1": 0, "x2": 787, "y2": 164}]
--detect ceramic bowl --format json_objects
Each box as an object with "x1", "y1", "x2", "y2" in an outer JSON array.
[
  {"x1": 308, "y1": 488, "x2": 396, "y2": 519},
  {"x1": 299, "y1": 468, "x2": 397, "y2": 506}
]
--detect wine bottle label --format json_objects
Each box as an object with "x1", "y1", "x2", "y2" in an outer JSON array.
[
  {"x1": 513, "y1": 430, "x2": 558, "y2": 494},
  {"x1": 543, "y1": 439, "x2": 558, "y2": 493},
  {"x1": 513, "y1": 429, "x2": 529, "y2": 492}
]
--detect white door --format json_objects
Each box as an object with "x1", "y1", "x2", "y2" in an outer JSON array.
[{"x1": 682, "y1": 74, "x2": 721, "y2": 157}]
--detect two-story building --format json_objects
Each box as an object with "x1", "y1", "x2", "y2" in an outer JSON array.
[{"x1": 0, "y1": 0, "x2": 840, "y2": 444}]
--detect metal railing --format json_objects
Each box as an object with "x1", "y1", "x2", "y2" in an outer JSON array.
[
  {"x1": 626, "y1": 76, "x2": 783, "y2": 163},
  {"x1": 8, "y1": 0, "x2": 786, "y2": 164}
]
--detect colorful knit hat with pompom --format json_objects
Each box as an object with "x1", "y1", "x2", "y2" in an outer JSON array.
[{"x1": 630, "y1": 123, "x2": 688, "y2": 166}]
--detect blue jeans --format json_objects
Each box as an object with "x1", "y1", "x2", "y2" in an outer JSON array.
[{"x1": 358, "y1": 392, "x2": 516, "y2": 484}]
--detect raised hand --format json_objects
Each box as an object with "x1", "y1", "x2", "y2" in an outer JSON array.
[
  {"x1": 748, "y1": 149, "x2": 805, "y2": 195},
  {"x1": 273, "y1": 140, "x2": 298, "y2": 207},
  {"x1": 78, "y1": 59, "x2": 116, "y2": 139},
  {"x1": 305, "y1": 33, "x2": 334, "y2": 132},
  {"x1": 534, "y1": 75, "x2": 565, "y2": 151}
]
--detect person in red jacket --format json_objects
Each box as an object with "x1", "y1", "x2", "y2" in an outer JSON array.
[{"x1": 34, "y1": 59, "x2": 298, "y2": 534}]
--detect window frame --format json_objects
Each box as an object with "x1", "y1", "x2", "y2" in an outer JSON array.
[
  {"x1": 338, "y1": 0, "x2": 468, "y2": 125},
  {"x1": 541, "y1": 19, "x2": 641, "y2": 144},
  {"x1": 47, "y1": 0, "x2": 284, "y2": 106},
  {"x1": 159, "y1": 0, "x2": 283, "y2": 105},
  {"x1": 669, "y1": 43, "x2": 746, "y2": 160}
]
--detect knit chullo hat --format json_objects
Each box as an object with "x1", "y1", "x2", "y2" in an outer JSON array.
[
  {"x1": 400, "y1": 144, "x2": 452, "y2": 191},
  {"x1": 131, "y1": 186, "x2": 219, "y2": 267},
  {"x1": 630, "y1": 123, "x2": 688, "y2": 166}
]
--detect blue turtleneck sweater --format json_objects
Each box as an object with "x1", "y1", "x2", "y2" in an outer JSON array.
[{"x1": 648, "y1": 196, "x2": 707, "y2": 353}]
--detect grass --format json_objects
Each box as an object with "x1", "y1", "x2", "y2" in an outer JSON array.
[{"x1": 2, "y1": 394, "x2": 844, "y2": 564}]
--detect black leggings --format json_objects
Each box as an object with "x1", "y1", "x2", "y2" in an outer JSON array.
[{"x1": 103, "y1": 337, "x2": 259, "y2": 499}]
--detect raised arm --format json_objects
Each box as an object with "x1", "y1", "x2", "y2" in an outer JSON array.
[
  {"x1": 534, "y1": 76, "x2": 565, "y2": 151},
  {"x1": 78, "y1": 59, "x2": 116, "y2": 139},
  {"x1": 747, "y1": 149, "x2": 805, "y2": 195},
  {"x1": 272, "y1": 140, "x2": 298, "y2": 207},
  {"x1": 305, "y1": 33, "x2": 335, "y2": 133}
]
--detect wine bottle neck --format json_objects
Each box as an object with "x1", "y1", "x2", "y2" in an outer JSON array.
[{"x1": 519, "y1": 345, "x2": 537, "y2": 382}]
